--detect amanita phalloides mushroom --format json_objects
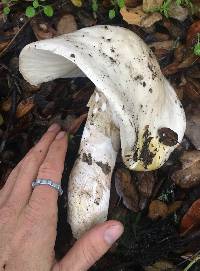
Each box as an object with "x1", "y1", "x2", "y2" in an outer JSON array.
[{"x1": 19, "y1": 25, "x2": 186, "y2": 238}]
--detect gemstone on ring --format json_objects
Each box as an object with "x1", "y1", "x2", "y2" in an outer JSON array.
[{"x1": 32, "y1": 179, "x2": 63, "y2": 196}]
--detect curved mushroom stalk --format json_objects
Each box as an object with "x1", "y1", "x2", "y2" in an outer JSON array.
[
  {"x1": 68, "y1": 91, "x2": 120, "y2": 238},
  {"x1": 19, "y1": 25, "x2": 186, "y2": 238}
]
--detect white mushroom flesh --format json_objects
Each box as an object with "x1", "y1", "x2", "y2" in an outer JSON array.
[{"x1": 68, "y1": 90, "x2": 120, "y2": 238}]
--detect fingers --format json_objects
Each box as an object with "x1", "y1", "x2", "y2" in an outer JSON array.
[
  {"x1": 28, "y1": 131, "x2": 67, "y2": 217},
  {"x1": 5, "y1": 124, "x2": 61, "y2": 211},
  {"x1": 53, "y1": 220, "x2": 124, "y2": 271},
  {"x1": 0, "y1": 164, "x2": 21, "y2": 208}
]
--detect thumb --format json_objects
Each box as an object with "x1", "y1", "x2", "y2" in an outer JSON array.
[{"x1": 53, "y1": 220, "x2": 124, "y2": 271}]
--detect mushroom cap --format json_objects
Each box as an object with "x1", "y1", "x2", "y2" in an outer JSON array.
[{"x1": 19, "y1": 25, "x2": 186, "y2": 171}]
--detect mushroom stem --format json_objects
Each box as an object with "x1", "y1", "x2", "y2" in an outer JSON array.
[{"x1": 68, "y1": 91, "x2": 120, "y2": 238}]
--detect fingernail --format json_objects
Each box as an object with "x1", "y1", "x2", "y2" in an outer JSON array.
[
  {"x1": 56, "y1": 131, "x2": 66, "y2": 140},
  {"x1": 104, "y1": 224, "x2": 124, "y2": 245},
  {"x1": 48, "y1": 123, "x2": 60, "y2": 132}
]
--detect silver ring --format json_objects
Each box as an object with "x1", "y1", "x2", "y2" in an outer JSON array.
[{"x1": 32, "y1": 179, "x2": 63, "y2": 196}]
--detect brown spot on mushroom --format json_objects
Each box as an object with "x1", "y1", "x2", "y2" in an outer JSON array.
[
  {"x1": 109, "y1": 57, "x2": 116, "y2": 63},
  {"x1": 82, "y1": 152, "x2": 92, "y2": 165},
  {"x1": 148, "y1": 62, "x2": 157, "y2": 80},
  {"x1": 134, "y1": 75, "x2": 144, "y2": 81},
  {"x1": 158, "y1": 128, "x2": 178, "y2": 146},
  {"x1": 137, "y1": 128, "x2": 155, "y2": 169},
  {"x1": 70, "y1": 54, "x2": 75, "y2": 58},
  {"x1": 96, "y1": 161, "x2": 111, "y2": 175}
]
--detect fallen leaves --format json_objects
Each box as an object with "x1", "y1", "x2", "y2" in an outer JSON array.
[
  {"x1": 187, "y1": 20, "x2": 200, "y2": 48},
  {"x1": 120, "y1": 5, "x2": 162, "y2": 27},
  {"x1": 148, "y1": 200, "x2": 182, "y2": 220},
  {"x1": 185, "y1": 104, "x2": 200, "y2": 149},
  {"x1": 120, "y1": 6, "x2": 146, "y2": 25},
  {"x1": 181, "y1": 199, "x2": 200, "y2": 233},
  {"x1": 56, "y1": 15, "x2": 77, "y2": 35},
  {"x1": 148, "y1": 200, "x2": 168, "y2": 220},
  {"x1": 172, "y1": 151, "x2": 200, "y2": 189},
  {"x1": 168, "y1": 1, "x2": 189, "y2": 22},
  {"x1": 143, "y1": 0, "x2": 164, "y2": 12},
  {"x1": 16, "y1": 96, "x2": 35, "y2": 118},
  {"x1": 145, "y1": 260, "x2": 176, "y2": 271},
  {"x1": 137, "y1": 172, "x2": 155, "y2": 210},
  {"x1": 31, "y1": 19, "x2": 56, "y2": 40},
  {"x1": 115, "y1": 168, "x2": 139, "y2": 212}
]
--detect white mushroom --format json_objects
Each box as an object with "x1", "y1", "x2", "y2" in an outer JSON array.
[{"x1": 19, "y1": 25, "x2": 186, "y2": 238}]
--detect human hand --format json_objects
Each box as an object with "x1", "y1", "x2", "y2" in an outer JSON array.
[{"x1": 0, "y1": 124, "x2": 124, "y2": 271}]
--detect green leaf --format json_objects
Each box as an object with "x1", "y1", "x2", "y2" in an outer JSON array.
[
  {"x1": 43, "y1": 5, "x2": 54, "y2": 17},
  {"x1": 117, "y1": 0, "x2": 125, "y2": 9},
  {"x1": 25, "y1": 6, "x2": 36, "y2": 17},
  {"x1": 176, "y1": 0, "x2": 182, "y2": 5},
  {"x1": 194, "y1": 44, "x2": 200, "y2": 56},
  {"x1": 92, "y1": 0, "x2": 98, "y2": 12},
  {"x1": 109, "y1": 9, "x2": 116, "y2": 19},
  {"x1": 3, "y1": 6, "x2": 10, "y2": 15},
  {"x1": 32, "y1": 0, "x2": 39, "y2": 9},
  {"x1": 193, "y1": 33, "x2": 200, "y2": 56}
]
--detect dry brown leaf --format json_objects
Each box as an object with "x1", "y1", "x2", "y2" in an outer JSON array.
[
  {"x1": 154, "y1": 32, "x2": 170, "y2": 41},
  {"x1": 148, "y1": 200, "x2": 168, "y2": 220},
  {"x1": 141, "y1": 12, "x2": 162, "y2": 28},
  {"x1": 115, "y1": 168, "x2": 139, "y2": 212},
  {"x1": 167, "y1": 201, "x2": 182, "y2": 215},
  {"x1": 125, "y1": 0, "x2": 141, "y2": 8},
  {"x1": 137, "y1": 172, "x2": 155, "y2": 210},
  {"x1": 31, "y1": 19, "x2": 56, "y2": 40},
  {"x1": 187, "y1": 65, "x2": 200, "y2": 79},
  {"x1": 137, "y1": 172, "x2": 155, "y2": 198},
  {"x1": 185, "y1": 104, "x2": 200, "y2": 149},
  {"x1": 0, "y1": 40, "x2": 10, "y2": 53},
  {"x1": 177, "y1": 54, "x2": 199, "y2": 69},
  {"x1": 120, "y1": 6, "x2": 162, "y2": 27},
  {"x1": 184, "y1": 81, "x2": 200, "y2": 102},
  {"x1": 171, "y1": 151, "x2": 200, "y2": 188},
  {"x1": 162, "y1": 53, "x2": 199, "y2": 76},
  {"x1": 161, "y1": 62, "x2": 179, "y2": 76},
  {"x1": 1, "y1": 98, "x2": 12, "y2": 112},
  {"x1": 180, "y1": 199, "x2": 200, "y2": 233},
  {"x1": 187, "y1": 20, "x2": 200, "y2": 47},
  {"x1": 16, "y1": 96, "x2": 35, "y2": 118},
  {"x1": 143, "y1": 0, "x2": 164, "y2": 12},
  {"x1": 20, "y1": 80, "x2": 40, "y2": 94},
  {"x1": 149, "y1": 40, "x2": 174, "y2": 50},
  {"x1": 56, "y1": 14, "x2": 77, "y2": 35},
  {"x1": 145, "y1": 260, "x2": 176, "y2": 271},
  {"x1": 174, "y1": 45, "x2": 187, "y2": 63},
  {"x1": 120, "y1": 6, "x2": 146, "y2": 26},
  {"x1": 168, "y1": 1, "x2": 189, "y2": 22}
]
